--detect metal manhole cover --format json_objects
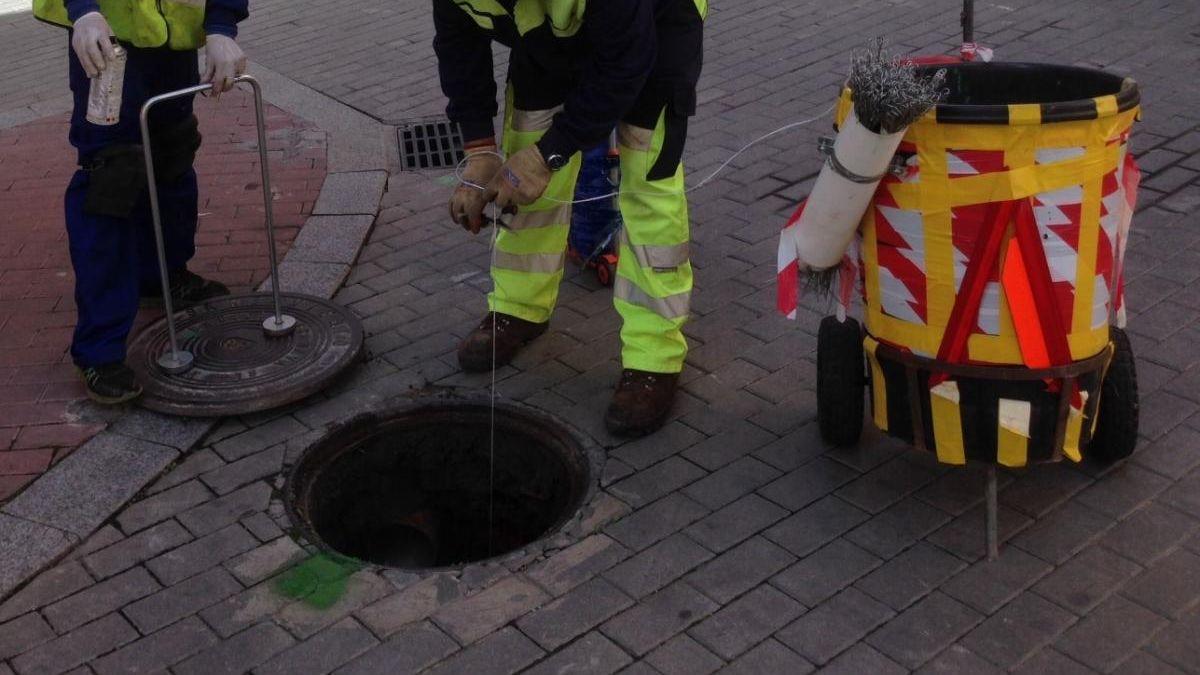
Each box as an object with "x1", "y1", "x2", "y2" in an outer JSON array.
[
  {"x1": 129, "y1": 293, "x2": 364, "y2": 417},
  {"x1": 397, "y1": 118, "x2": 464, "y2": 171}
]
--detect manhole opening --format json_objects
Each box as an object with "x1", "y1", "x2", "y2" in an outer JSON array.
[
  {"x1": 286, "y1": 401, "x2": 592, "y2": 569},
  {"x1": 396, "y1": 118, "x2": 464, "y2": 171}
]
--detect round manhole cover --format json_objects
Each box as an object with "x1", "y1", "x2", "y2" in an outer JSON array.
[{"x1": 285, "y1": 399, "x2": 595, "y2": 569}]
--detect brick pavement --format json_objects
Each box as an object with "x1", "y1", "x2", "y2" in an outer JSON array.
[
  {"x1": 3, "y1": 0, "x2": 1200, "y2": 673},
  {"x1": 0, "y1": 90, "x2": 327, "y2": 502}
]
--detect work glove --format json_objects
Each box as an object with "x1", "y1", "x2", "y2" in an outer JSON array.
[
  {"x1": 71, "y1": 12, "x2": 116, "y2": 79},
  {"x1": 484, "y1": 145, "x2": 552, "y2": 211},
  {"x1": 450, "y1": 144, "x2": 502, "y2": 234},
  {"x1": 202, "y1": 34, "x2": 247, "y2": 97}
]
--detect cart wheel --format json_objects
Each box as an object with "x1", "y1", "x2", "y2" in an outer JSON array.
[
  {"x1": 817, "y1": 315, "x2": 865, "y2": 447},
  {"x1": 1088, "y1": 327, "x2": 1139, "y2": 463},
  {"x1": 595, "y1": 259, "x2": 615, "y2": 287}
]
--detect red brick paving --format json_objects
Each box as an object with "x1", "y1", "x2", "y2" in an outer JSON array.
[{"x1": 0, "y1": 87, "x2": 328, "y2": 502}]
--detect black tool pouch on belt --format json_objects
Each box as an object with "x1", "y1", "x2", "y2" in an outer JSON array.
[
  {"x1": 82, "y1": 115, "x2": 202, "y2": 219},
  {"x1": 153, "y1": 115, "x2": 202, "y2": 183}
]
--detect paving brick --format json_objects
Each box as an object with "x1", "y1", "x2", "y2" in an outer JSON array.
[
  {"x1": 432, "y1": 575, "x2": 549, "y2": 645},
  {"x1": 941, "y1": 547, "x2": 1054, "y2": 614},
  {"x1": 915, "y1": 644, "x2": 1003, "y2": 674},
  {"x1": 43, "y1": 567, "x2": 160, "y2": 633},
  {"x1": 775, "y1": 588, "x2": 894, "y2": 665},
  {"x1": 91, "y1": 616, "x2": 218, "y2": 675},
  {"x1": 115, "y1": 481, "x2": 212, "y2": 535},
  {"x1": 0, "y1": 612, "x2": 54, "y2": 661},
  {"x1": 644, "y1": 634, "x2": 724, "y2": 675},
  {"x1": 1133, "y1": 424, "x2": 1200, "y2": 480},
  {"x1": 608, "y1": 457, "x2": 707, "y2": 508},
  {"x1": 819, "y1": 644, "x2": 906, "y2": 675},
  {"x1": 11, "y1": 614, "x2": 138, "y2": 675},
  {"x1": 605, "y1": 533, "x2": 713, "y2": 599},
  {"x1": 1074, "y1": 464, "x2": 1172, "y2": 519},
  {"x1": 684, "y1": 493, "x2": 788, "y2": 553},
  {"x1": 173, "y1": 621, "x2": 295, "y2": 675},
  {"x1": 600, "y1": 582, "x2": 718, "y2": 657},
  {"x1": 610, "y1": 422, "x2": 706, "y2": 471},
  {"x1": 684, "y1": 536, "x2": 794, "y2": 604},
  {"x1": 1099, "y1": 502, "x2": 1199, "y2": 564},
  {"x1": 763, "y1": 496, "x2": 869, "y2": 557},
  {"x1": 123, "y1": 567, "x2": 243, "y2": 634},
  {"x1": 1147, "y1": 609, "x2": 1200, "y2": 671},
  {"x1": 1011, "y1": 648, "x2": 1094, "y2": 675},
  {"x1": 517, "y1": 577, "x2": 633, "y2": 650},
  {"x1": 770, "y1": 538, "x2": 881, "y2": 609},
  {"x1": 682, "y1": 456, "x2": 779, "y2": 510},
  {"x1": 356, "y1": 575, "x2": 456, "y2": 638},
  {"x1": 834, "y1": 457, "x2": 939, "y2": 514},
  {"x1": 688, "y1": 584, "x2": 803, "y2": 660},
  {"x1": 959, "y1": 592, "x2": 1077, "y2": 669},
  {"x1": 0, "y1": 561, "x2": 94, "y2": 623},
  {"x1": 845, "y1": 497, "x2": 951, "y2": 559},
  {"x1": 146, "y1": 450, "x2": 225, "y2": 496},
  {"x1": 1056, "y1": 595, "x2": 1168, "y2": 671},
  {"x1": 601, "y1": 494, "x2": 703, "y2": 554},
  {"x1": 176, "y1": 481, "x2": 272, "y2": 537},
  {"x1": 82, "y1": 520, "x2": 192, "y2": 580},
  {"x1": 199, "y1": 580, "x2": 293, "y2": 639},
  {"x1": 1033, "y1": 546, "x2": 1143, "y2": 614},
  {"x1": 719, "y1": 638, "x2": 813, "y2": 675},
  {"x1": 1000, "y1": 464, "x2": 1093, "y2": 518},
  {"x1": 146, "y1": 523, "x2": 258, "y2": 586},
  {"x1": 867, "y1": 592, "x2": 982, "y2": 670},
  {"x1": 681, "y1": 422, "x2": 776, "y2": 471},
  {"x1": 1112, "y1": 650, "x2": 1188, "y2": 675},
  {"x1": 524, "y1": 632, "x2": 632, "y2": 675},
  {"x1": 1160, "y1": 471, "x2": 1200, "y2": 520},
  {"x1": 224, "y1": 536, "x2": 306, "y2": 586},
  {"x1": 855, "y1": 542, "x2": 966, "y2": 611},
  {"x1": 927, "y1": 504, "x2": 1034, "y2": 562},
  {"x1": 199, "y1": 446, "x2": 285, "y2": 496},
  {"x1": 1122, "y1": 549, "x2": 1200, "y2": 618},
  {"x1": 256, "y1": 617, "x2": 379, "y2": 675},
  {"x1": 424, "y1": 626, "x2": 543, "y2": 675},
  {"x1": 276, "y1": 572, "x2": 393, "y2": 640},
  {"x1": 211, "y1": 416, "x2": 309, "y2": 462},
  {"x1": 757, "y1": 456, "x2": 858, "y2": 511}
]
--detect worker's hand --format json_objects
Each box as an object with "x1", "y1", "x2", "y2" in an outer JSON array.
[
  {"x1": 450, "y1": 145, "x2": 502, "y2": 234},
  {"x1": 202, "y1": 34, "x2": 247, "y2": 97},
  {"x1": 484, "y1": 145, "x2": 551, "y2": 210},
  {"x1": 71, "y1": 12, "x2": 116, "y2": 79}
]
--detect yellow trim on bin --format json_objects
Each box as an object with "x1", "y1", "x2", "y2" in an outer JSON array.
[
  {"x1": 1063, "y1": 395, "x2": 1087, "y2": 463},
  {"x1": 1008, "y1": 103, "x2": 1042, "y2": 126},
  {"x1": 997, "y1": 398, "x2": 1032, "y2": 467},
  {"x1": 864, "y1": 337, "x2": 889, "y2": 432},
  {"x1": 930, "y1": 380, "x2": 965, "y2": 465}
]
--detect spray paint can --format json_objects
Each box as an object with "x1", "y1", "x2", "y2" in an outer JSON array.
[{"x1": 85, "y1": 41, "x2": 126, "y2": 126}]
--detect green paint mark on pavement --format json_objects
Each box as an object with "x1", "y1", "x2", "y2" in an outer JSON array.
[{"x1": 274, "y1": 553, "x2": 362, "y2": 609}]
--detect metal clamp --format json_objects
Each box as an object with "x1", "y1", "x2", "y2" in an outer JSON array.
[
  {"x1": 817, "y1": 135, "x2": 908, "y2": 183},
  {"x1": 140, "y1": 75, "x2": 295, "y2": 375}
]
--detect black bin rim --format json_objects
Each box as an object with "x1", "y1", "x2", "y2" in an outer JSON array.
[
  {"x1": 281, "y1": 394, "x2": 603, "y2": 572},
  {"x1": 846, "y1": 61, "x2": 1140, "y2": 126}
]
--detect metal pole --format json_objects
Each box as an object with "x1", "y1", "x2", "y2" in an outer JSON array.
[
  {"x1": 986, "y1": 465, "x2": 999, "y2": 560},
  {"x1": 962, "y1": 0, "x2": 975, "y2": 45},
  {"x1": 244, "y1": 77, "x2": 296, "y2": 338}
]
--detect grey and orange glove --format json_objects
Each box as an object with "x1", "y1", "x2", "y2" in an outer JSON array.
[
  {"x1": 450, "y1": 140, "x2": 502, "y2": 234},
  {"x1": 484, "y1": 145, "x2": 551, "y2": 210}
]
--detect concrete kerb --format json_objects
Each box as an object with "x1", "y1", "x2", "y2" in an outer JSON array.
[{"x1": 0, "y1": 60, "x2": 391, "y2": 601}]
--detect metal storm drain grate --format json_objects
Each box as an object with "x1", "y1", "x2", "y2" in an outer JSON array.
[
  {"x1": 397, "y1": 118, "x2": 464, "y2": 171},
  {"x1": 285, "y1": 400, "x2": 593, "y2": 569}
]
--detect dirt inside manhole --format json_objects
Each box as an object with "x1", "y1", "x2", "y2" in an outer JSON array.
[{"x1": 286, "y1": 400, "x2": 593, "y2": 569}]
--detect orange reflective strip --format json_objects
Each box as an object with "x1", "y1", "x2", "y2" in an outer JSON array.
[{"x1": 1001, "y1": 238, "x2": 1051, "y2": 369}]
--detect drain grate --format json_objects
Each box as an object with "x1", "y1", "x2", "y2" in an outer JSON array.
[{"x1": 397, "y1": 118, "x2": 465, "y2": 171}]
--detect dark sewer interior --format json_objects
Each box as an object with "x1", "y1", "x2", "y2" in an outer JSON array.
[{"x1": 287, "y1": 402, "x2": 591, "y2": 569}]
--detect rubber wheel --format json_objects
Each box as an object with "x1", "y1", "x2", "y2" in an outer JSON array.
[
  {"x1": 817, "y1": 315, "x2": 866, "y2": 447},
  {"x1": 1088, "y1": 327, "x2": 1139, "y2": 463}
]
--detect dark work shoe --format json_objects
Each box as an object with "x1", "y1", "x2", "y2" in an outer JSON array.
[
  {"x1": 142, "y1": 270, "x2": 230, "y2": 309},
  {"x1": 457, "y1": 312, "x2": 549, "y2": 373},
  {"x1": 605, "y1": 369, "x2": 679, "y2": 437},
  {"x1": 78, "y1": 362, "x2": 143, "y2": 405}
]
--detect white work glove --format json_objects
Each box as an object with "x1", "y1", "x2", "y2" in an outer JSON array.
[
  {"x1": 202, "y1": 34, "x2": 247, "y2": 97},
  {"x1": 71, "y1": 12, "x2": 116, "y2": 79}
]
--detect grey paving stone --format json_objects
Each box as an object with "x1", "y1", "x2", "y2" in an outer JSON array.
[
  {"x1": 941, "y1": 547, "x2": 1054, "y2": 614},
  {"x1": 173, "y1": 621, "x2": 295, "y2": 675},
  {"x1": 517, "y1": 577, "x2": 633, "y2": 650},
  {"x1": 212, "y1": 416, "x2": 309, "y2": 462},
  {"x1": 0, "y1": 612, "x2": 54, "y2": 661},
  {"x1": 526, "y1": 534, "x2": 630, "y2": 595},
  {"x1": 356, "y1": 575, "x2": 456, "y2": 638},
  {"x1": 855, "y1": 542, "x2": 966, "y2": 611},
  {"x1": 834, "y1": 456, "x2": 939, "y2": 514},
  {"x1": 645, "y1": 634, "x2": 724, "y2": 675},
  {"x1": 959, "y1": 592, "x2": 1078, "y2": 669},
  {"x1": 432, "y1": 575, "x2": 549, "y2": 645},
  {"x1": 425, "y1": 626, "x2": 544, "y2": 675},
  {"x1": 770, "y1": 538, "x2": 881, "y2": 608},
  {"x1": 1113, "y1": 650, "x2": 1189, "y2": 675},
  {"x1": 605, "y1": 533, "x2": 714, "y2": 599},
  {"x1": 241, "y1": 512, "x2": 286, "y2": 543},
  {"x1": 276, "y1": 571, "x2": 393, "y2": 640},
  {"x1": 608, "y1": 457, "x2": 707, "y2": 508},
  {"x1": 819, "y1": 644, "x2": 906, "y2": 675},
  {"x1": 115, "y1": 481, "x2": 212, "y2": 535},
  {"x1": 313, "y1": 171, "x2": 389, "y2": 216},
  {"x1": 757, "y1": 456, "x2": 859, "y2": 512},
  {"x1": 523, "y1": 632, "x2": 632, "y2": 675},
  {"x1": 1101, "y1": 503, "x2": 1199, "y2": 565},
  {"x1": 200, "y1": 581, "x2": 292, "y2": 639},
  {"x1": 288, "y1": 215, "x2": 376, "y2": 265},
  {"x1": 867, "y1": 592, "x2": 982, "y2": 670},
  {"x1": 1147, "y1": 610, "x2": 1200, "y2": 671},
  {"x1": 600, "y1": 582, "x2": 718, "y2": 657},
  {"x1": 1074, "y1": 464, "x2": 1172, "y2": 519},
  {"x1": 43, "y1": 567, "x2": 160, "y2": 633},
  {"x1": 915, "y1": 469, "x2": 990, "y2": 516},
  {"x1": 1162, "y1": 471, "x2": 1200, "y2": 520},
  {"x1": 123, "y1": 567, "x2": 243, "y2": 634},
  {"x1": 224, "y1": 536, "x2": 306, "y2": 586},
  {"x1": 260, "y1": 259, "x2": 352, "y2": 299},
  {"x1": 1000, "y1": 464, "x2": 1093, "y2": 518},
  {"x1": 200, "y1": 446, "x2": 285, "y2": 496},
  {"x1": 610, "y1": 421, "x2": 706, "y2": 471},
  {"x1": 776, "y1": 588, "x2": 894, "y2": 665},
  {"x1": 682, "y1": 456, "x2": 780, "y2": 510},
  {"x1": 177, "y1": 481, "x2": 272, "y2": 537},
  {"x1": 719, "y1": 638, "x2": 813, "y2": 675},
  {"x1": 146, "y1": 523, "x2": 258, "y2": 586},
  {"x1": 146, "y1": 450, "x2": 225, "y2": 496},
  {"x1": 1133, "y1": 424, "x2": 1200, "y2": 480},
  {"x1": 684, "y1": 493, "x2": 788, "y2": 553},
  {"x1": 927, "y1": 504, "x2": 1033, "y2": 562},
  {"x1": 1011, "y1": 648, "x2": 1094, "y2": 675},
  {"x1": 1033, "y1": 546, "x2": 1143, "y2": 614},
  {"x1": 605, "y1": 493, "x2": 709, "y2": 552},
  {"x1": 336, "y1": 621, "x2": 459, "y2": 675},
  {"x1": 1122, "y1": 549, "x2": 1200, "y2": 618},
  {"x1": 763, "y1": 496, "x2": 869, "y2": 558},
  {"x1": 752, "y1": 423, "x2": 828, "y2": 473},
  {"x1": 684, "y1": 536, "x2": 794, "y2": 605},
  {"x1": 688, "y1": 585, "x2": 803, "y2": 660},
  {"x1": 681, "y1": 422, "x2": 777, "y2": 471},
  {"x1": 10, "y1": 613, "x2": 138, "y2": 675},
  {"x1": 83, "y1": 520, "x2": 192, "y2": 580},
  {"x1": 107, "y1": 410, "x2": 213, "y2": 452},
  {"x1": 4, "y1": 433, "x2": 177, "y2": 537},
  {"x1": 91, "y1": 616, "x2": 218, "y2": 675},
  {"x1": 915, "y1": 644, "x2": 1002, "y2": 675},
  {"x1": 0, "y1": 561, "x2": 94, "y2": 623},
  {"x1": 256, "y1": 617, "x2": 379, "y2": 675},
  {"x1": 1056, "y1": 595, "x2": 1169, "y2": 671},
  {"x1": 845, "y1": 497, "x2": 951, "y2": 559}
]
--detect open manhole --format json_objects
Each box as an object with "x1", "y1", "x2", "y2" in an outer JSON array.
[{"x1": 285, "y1": 399, "x2": 594, "y2": 569}]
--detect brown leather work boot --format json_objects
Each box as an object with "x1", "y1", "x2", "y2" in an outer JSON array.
[
  {"x1": 457, "y1": 312, "x2": 549, "y2": 373},
  {"x1": 605, "y1": 369, "x2": 679, "y2": 437}
]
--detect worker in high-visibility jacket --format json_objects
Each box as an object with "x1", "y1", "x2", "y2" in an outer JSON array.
[
  {"x1": 435, "y1": 0, "x2": 706, "y2": 437},
  {"x1": 33, "y1": 0, "x2": 249, "y2": 403}
]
